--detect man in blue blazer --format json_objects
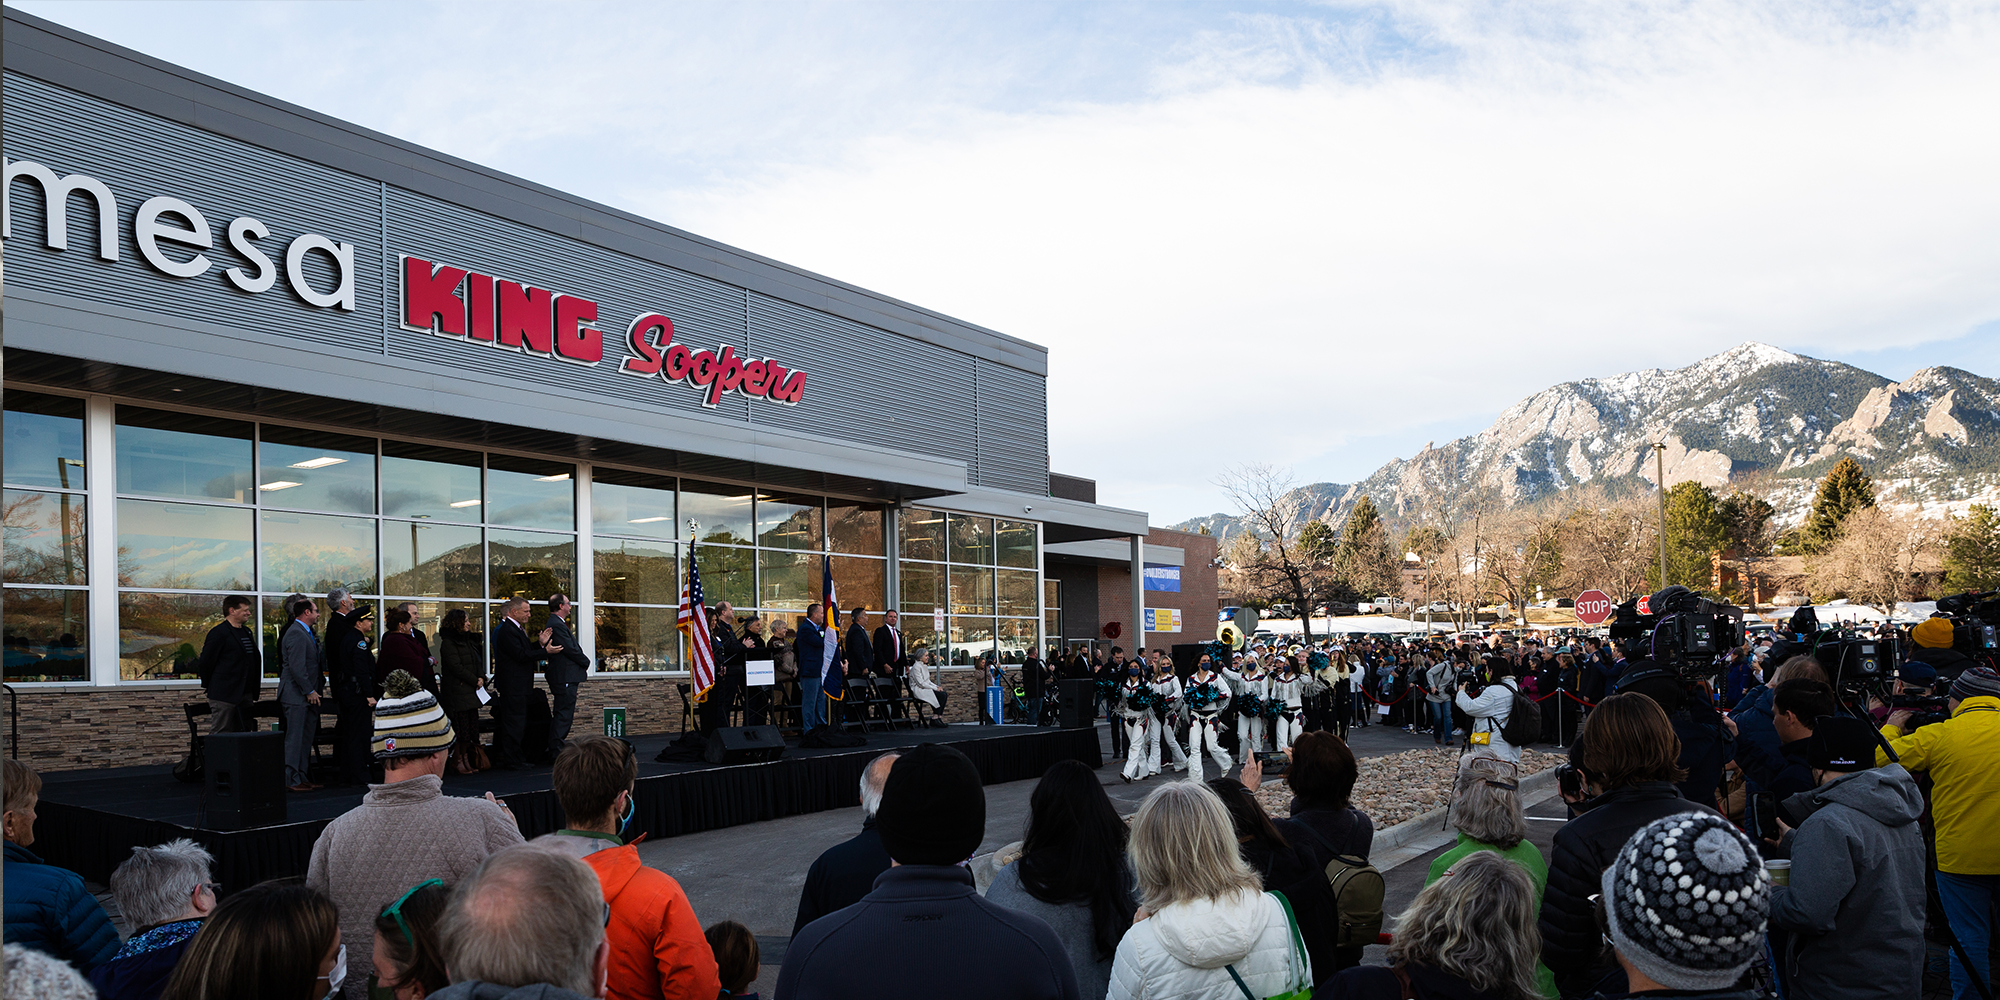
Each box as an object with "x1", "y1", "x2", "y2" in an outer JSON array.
[{"x1": 796, "y1": 603, "x2": 844, "y2": 732}]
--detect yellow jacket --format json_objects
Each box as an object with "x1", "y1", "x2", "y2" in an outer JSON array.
[{"x1": 1879, "y1": 694, "x2": 2000, "y2": 874}]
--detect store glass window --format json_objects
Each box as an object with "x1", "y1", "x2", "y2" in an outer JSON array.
[
  {"x1": 900, "y1": 562, "x2": 942, "y2": 615},
  {"x1": 758, "y1": 551, "x2": 814, "y2": 611},
  {"x1": 996, "y1": 519, "x2": 1038, "y2": 568},
  {"x1": 487, "y1": 455, "x2": 575, "y2": 531},
  {"x1": 681, "y1": 482, "x2": 754, "y2": 545},
  {"x1": 382, "y1": 522, "x2": 484, "y2": 598},
  {"x1": 594, "y1": 538, "x2": 678, "y2": 606},
  {"x1": 828, "y1": 501, "x2": 884, "y2": 555},
  {"x1": 596, "y1": 605, "x2": 681, "y2": 672},
  {"x1": 116, "y1": 407, "x2": 253, "y2": 504},
  {"x1": 260, "y1": 510, "x2": 377, "y2": 595},
  {"x1": 396, "y1": 601, "x2": 485, "y2": 649},
  {"x1": 3, "y1": 490, "x2": 87, "y2": 585},
  {"x1": 830, "y1": 556, "x2": 886, "y2": 615},
  {"x1": 949, "y1": 565, "x2": 995, "y2": 617},
  {"x1": 901, "y1": 614, "x2": 940, "y2": 664},
  {"x1": 118, "y1": 591, "x2": 231, "y2": 681},
  {"x1": 591, "y1": 469, "x2": 676, "y2": 540},
  {"x1": 488, "y1": 528, "x2": 576, "y2": 601},
  {"x1": 382, "y1": 442, "x2": 483, "y2": 522},
  {"x1": 948, "y1": 514, "x2": 995, "y2": 566},
  {"x1": 2, "y1": 589, "x2": 88, "y2": 682},
  {"x1": 689, "y1": 543, "x2": 755, "y2": 609},
  {"x1": 948, "y1": 618, "x2": 997, "y2": 666},
  {"x1": 116, "y1": 499, "x2": 254, "y2": 591},
  {"x1": 756, "y1": 494, "x2": 821, "y2": 551},
  {"x1": 997, "y1": 568, "x2": 1038, "y2": 617},
  {"x1": 3, "y1": 391, "x2": 87, "y2": 490},
  {"x1": 899, "y1": 508, "x2": 945, "y2": 562},
  {"x1": 258, "y1": 426, "x2": 376, "y2": 515},
  {"x1": 998, "y1": 618, "x2": 1037, "y2": 664}
]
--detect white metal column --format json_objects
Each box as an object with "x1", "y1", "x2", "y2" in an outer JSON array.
[
  {"x1": 574, "y1": 463, "x2": 594, "y2": 664},
  {"x1": 883, "y1": 504, "x2": 900, "y2": 615},
  {"x1": 85, "y1": 395, "x2": 119, "y2": 687},
  {"x1": 1131, "y1": 534, "x2": 1146, "y2": 655}
]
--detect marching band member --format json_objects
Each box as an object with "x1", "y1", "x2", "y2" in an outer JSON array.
[{"x1": 1183, "y1": 654, "x2": 1234, "y2": 780}]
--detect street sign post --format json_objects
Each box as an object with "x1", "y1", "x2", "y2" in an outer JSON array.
[{"x1": 1575, "y1": 589, "x2": 1615, "y2": 626}]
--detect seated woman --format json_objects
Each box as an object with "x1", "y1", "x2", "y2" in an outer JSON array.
[{"x1": 1325, "y1": 851, "x2": 1545, "y2": 1000}]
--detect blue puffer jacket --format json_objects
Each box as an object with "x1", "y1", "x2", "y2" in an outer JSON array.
[
  {"x1": 1730, "y1": 683, "x2": 1787, "y2": 793},
  {"x1": 3, "y1": 841, "x2": 120, "y2": 972}
]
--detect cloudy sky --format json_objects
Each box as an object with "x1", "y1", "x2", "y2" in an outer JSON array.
[{"x1": 17, "y1": 0, "x2": 2000, "y2": 523}]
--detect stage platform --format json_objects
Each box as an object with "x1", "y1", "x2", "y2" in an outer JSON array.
[{"x1": 35, "y1": 723, "x2": 1101, "y2": 893}]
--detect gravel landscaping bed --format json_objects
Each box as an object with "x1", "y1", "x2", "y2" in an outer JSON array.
[{"x1": 1254, "y1": 746, "x2": 1569, "y2": 829}]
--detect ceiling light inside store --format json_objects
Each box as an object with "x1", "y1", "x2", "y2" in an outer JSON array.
[
  {"x1": 450, "y1": 499, "x2": 482, "y2": 508},
  {"x1": 628, "y1": 516, "x2": 670, "y2": 523},
  {"x1": 534, "y1": 473, "x2": 572, "y2": 482},
  {"x1": 911, "y1": 518, "x2": 943, "y2": 525},
  {"x1": 259, "y1": 481, "x2": 302, "y2": 491},
  {"x1": 289, "y1": 457, "x2": 347, "y2": 469}
]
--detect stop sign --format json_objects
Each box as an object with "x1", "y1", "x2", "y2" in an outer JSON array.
[{"x1": 1575, "y1": 589, "x2": 1615, "y2": 626}]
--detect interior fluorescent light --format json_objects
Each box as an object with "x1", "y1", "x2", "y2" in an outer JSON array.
[
  {"x1": 911, "y1": 517, "x2": 944, "y2": 525},
  {"x1": 289, "y1": 457, "x2": 347, "y2": 469},
  {"x1": 534, "y1": 473, "x2": 572, "y2": 482},
  {"x1": 450, "y1": 499, "x2": 483, "y2": 508},
  {"x1": 258, "y1": 481, "x2": 303, "y2": 491},
  {"x1": 628, "y1": 516, "x2": 671, "y2": 524}
]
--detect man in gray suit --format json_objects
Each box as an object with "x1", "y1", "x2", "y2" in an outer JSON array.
[
  {"x1": 278, "y1": 594, "x2": 325, "y2": 791},
  {"x1": 543, "y1": 593, "x2": 591, "y2": 757}
]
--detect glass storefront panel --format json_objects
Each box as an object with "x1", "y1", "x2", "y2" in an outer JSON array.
[
  {"x1": 258, "y1": 426, "x2": 376, "y2": 515},
  {"x1": 488, "y1": 528, "x2": 576, "y2": 602},
  {"x1": 758, "y1": 550, "x2": 814, "y2": 611},
  {"x1": 901, "y1": 614, "x2": 941, "y2": 665},
  {"x1": 487, "y1": 455, "x2": 575, "y2": 530},
  {"x1": 681, "y1": 482, "x2": 754, "y2": 545},
  {"x1": 1045, "y1": 610, "x2": 1062, "y2": 650},
  {"x1": 949, "y1": 565, "x2": 995, "y2": 617},
  {"x1": 948, "y1": 513, "x2": 995, "y2": 566},
  {"x1": 591, "y1": 470, "x2": 676, "y2": 540},
  {"x1": 383, "y1": 521, "x2": 485, "y2": 598},
  {"x1": 756, "y1": 493, "x2": 821, "y2": 551},
  {"x1": 830, "y1": 556, "x2": 886, "y2": 617},
  {"x1": 3, "y1": 489, "x2": 87, "y2": 585},
  {"x1": 2, "y1": 589, "x2": 88, "y2": 682},
  {"x1": 828, "y1": 501, "x2": 884, "y2": 555},
  {"x1": 687, "y1": 543, "x2": 754, "y2": 609},
  {"x1": 116, "y1": 499, "x2": 254, "y2": 591},
  {"x1": 594, "y1": 538, "x2": 678, "y2": 606},
  {"x1": 116, "y1": 407, "x2": 253, "y2": 504},
  {"x1": 381, "y1": 441, "x2": 483, "y2": 523},
  {"x1": 899, "y1": 508, "x2": 945, "y2": 562},
  {"x1": 391, "y1": 600, "x2": 485, "y2": 651},
  {"x1": 998, "y1": 618, "x2": 1037, "y2": 664},
  {"x1": 997, "y1": 519, "x2": 1038, "y2": 568},
  {"x1": 899, "y1": 562, "x2": 942, "y2": 614},
  {"x1": 997, "y1": 568, "x2": 1038, "y2": 617},
  {"x1": 260, "y1": 510, "x2": 377, "y2": 595},
  {"x1": 3, "y1": 391, "x2": 87, "y2": 491},
  {"x1": 948, "y1": 617, "x2": 998, "y2": 666},
  {"x1": 118, "y1": 591, "x2": 233, "y2": 681},
  {"x1": 595, "y1": 605, "x2": 682, "y2": 673}
]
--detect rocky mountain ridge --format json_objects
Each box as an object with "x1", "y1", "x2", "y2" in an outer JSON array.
[{"x1": 1179, "y1": 343, "x2": 2000, "y2": 541}]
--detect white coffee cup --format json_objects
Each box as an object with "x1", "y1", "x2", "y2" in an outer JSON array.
[{"x1": 1764, "y1": 860, "x2": 1791, "y2": 886}]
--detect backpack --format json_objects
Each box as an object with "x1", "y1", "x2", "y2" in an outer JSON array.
[
  {"x1": 1296, "y1": 822, "x2": 1386, "y2": 950},
  {"x1": 1500, "y1": 681, "x2": 1540, "y2": 747}
]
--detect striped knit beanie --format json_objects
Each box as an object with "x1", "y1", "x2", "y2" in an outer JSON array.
[
  {"x1": 1602, "y1": 812, "x2": 1768, "y2": 991},
  {"x1": 372, "y1": 670, "x2": 454, "y2": 759}
]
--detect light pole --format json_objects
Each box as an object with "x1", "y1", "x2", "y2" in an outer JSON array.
[{"x1": 1653, "y1": 443, "x2": 1668, "y2": 588}]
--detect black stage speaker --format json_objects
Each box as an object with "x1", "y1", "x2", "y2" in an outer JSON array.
[
  {"x1": 1058, "y1": 679, "x2": 1096, "y2": 729},
  {"x1": 1171, "y1": 643, "x2": 1207, "y2": 678},
  {"x1": 205, "y1": 731, "x2": 286, "y2": 830},
  {"x1": 704, "y1": 725, "x2": 786, "y2": 765}
]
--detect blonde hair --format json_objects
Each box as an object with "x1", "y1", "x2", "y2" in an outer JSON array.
[
  {"x1": 1390, "y1": 851, "x2": 1542, "y2": 1000},
  {"x1": 1450, "y1": 756, "x2": 1526, "y2": 849},
  {"x1": 1127, "y1": 781, "x2": 1262, "y2": 912}
]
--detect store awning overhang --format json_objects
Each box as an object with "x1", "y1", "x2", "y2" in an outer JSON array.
[
  {"x1": 919, "y1": 486, "x2": 1149, "y2": 545},
  {"x1": 1042, "y1": 538, "x2": 1185, "y2": 566}
]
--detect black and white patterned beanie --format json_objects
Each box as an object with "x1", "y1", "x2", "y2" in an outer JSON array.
[{"x1": 1602, "y1": 812, "x2": 1768, "y2": 991}]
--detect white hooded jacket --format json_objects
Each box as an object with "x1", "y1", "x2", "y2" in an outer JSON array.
[{"x1": 1107, "y1": 889, "x2": 1307, "y2": 1000}]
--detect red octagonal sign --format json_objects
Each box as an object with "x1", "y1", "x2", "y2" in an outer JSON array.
[{"x1": 1575, "y1": 589, "x2": 1615, "y2": 626}]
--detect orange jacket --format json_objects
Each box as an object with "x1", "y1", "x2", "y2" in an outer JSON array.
[{"x1": 585, "y1": 844, "x2": 721, "y2": 1000}]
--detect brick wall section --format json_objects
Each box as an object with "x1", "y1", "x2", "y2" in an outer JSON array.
[{"x1": 12, "y1": 667, "x2": 998, "y2": 771}]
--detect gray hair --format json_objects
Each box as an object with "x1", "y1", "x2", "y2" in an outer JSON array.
[
  {"x1": 859, "y1": 752, "x2": 900, "y2": 817},
  {"x1": 326, "y1": 587, "x2": 351, "y2": 607},
  {"x1": 501, "y1": 597, "x2": 531, "y2": 614},
  {"x1": 441, "y1": 845, "x2": 605, "y2": 995},
  {"x1": 109, "y1": 839, "x2": 213, "y2": 931},
  {"x1": 1450, "y1": 756, "x2": 1527, "y2": 850},
  {"x1": 1127, "y1": 781, "x2": 1262, "y2": 913},
  {"x1": 1387, "y1": 851, "x2": 1543, "y2": 1000}
]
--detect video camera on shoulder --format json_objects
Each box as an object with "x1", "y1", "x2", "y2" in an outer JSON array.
[
  {"x1": 1936, "y1": 591, "x2": 2000, "y2": 656},
  {"x1": 1607, "y1": 586, "x2": 1745, "y2": 680}
]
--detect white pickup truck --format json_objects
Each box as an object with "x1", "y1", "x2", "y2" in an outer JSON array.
[{"x1": 1358, "y1": 596, "x2": 1410, "y2": 614}]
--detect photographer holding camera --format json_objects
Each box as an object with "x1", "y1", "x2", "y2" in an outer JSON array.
[{"x1": 1455, "y1": 657, "x2": 1522, "y2": 764}]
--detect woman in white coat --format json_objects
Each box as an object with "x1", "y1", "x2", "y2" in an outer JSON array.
[
  {"x1": 908, "y1": 649, "x2": 945, "y2": 726},
  {"x1": 1453, "y1": 659, "x2": 1522, "y2": 764},
  {"x1": 1107, "y1": 781, "x2": 1312, "y2": 1000}
]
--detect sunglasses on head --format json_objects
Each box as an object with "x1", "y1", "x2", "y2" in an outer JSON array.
[{"x1": 381, "y1": 878, "x2": 444, "y2": 946}]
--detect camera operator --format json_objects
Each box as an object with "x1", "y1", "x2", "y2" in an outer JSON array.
[
  {"x1": 1766, "y1": 715, "x2": 1926, "y2": 1000},
  {"x1": 1729, "y1": 656, "x2": 1830, "y2": 798},
  {"x1": 1454, "y1": 657, "x2": 1522, "y2": 764},
  {"x1": 1732, "y1": 679, "x2": 1835, "y2": 802},
  {"x1": 1910, "y1": 617, "x2": 1973, "y2": 684},
  {"x1": 1869, "y1": 661, "x2": 1940, "y2": 725},
  {"x1": 1879, "y1": 665, "x2": 2000, "y2": 1000},
  {"x1": 1616, "y1": 660, "x2": 1734, "y2": 811}
]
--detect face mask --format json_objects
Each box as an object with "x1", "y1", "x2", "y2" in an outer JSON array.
[
  {"x1": 618, "y1": 794, "x2": 636, "y2": 836},
  {"x1": 320, "y1": 943, "x2": 347, "y2": 992}
]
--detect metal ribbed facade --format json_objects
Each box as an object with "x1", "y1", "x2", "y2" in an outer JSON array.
[{"x1": 4, "y1": 70, "x2": 1050, "y2": 494}]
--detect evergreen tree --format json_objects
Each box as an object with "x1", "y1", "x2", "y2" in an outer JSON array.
[
  {"x1": 1717, "y1": 491, "x2": 1775, "y2": 555},
  {"x1": 1944, "y1": 504, "x2": 2000, "y2": 593},
  {"x1": 1650, "y1": 481, "x2": 1729, "y2": 590},
  {"x1": 1797, "y1": 457, "x2": 1876, "y2": 555}
]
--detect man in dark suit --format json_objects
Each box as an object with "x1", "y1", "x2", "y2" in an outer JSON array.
[
  {"x1": 873, "y1": 610, "x2": 908, "y2": 721},
  {"x1": 491, "y1": 597, "x2": 549, "y2": 770},
  {"x1": 844, "y1": 606, "x2": 877, "y2": 726},
  {"x1": 699, "y1": 602, "x2": 747, "y2": 734},
  {"x1": 543, "y1": 593, "x2": 591, "y2": 757}
]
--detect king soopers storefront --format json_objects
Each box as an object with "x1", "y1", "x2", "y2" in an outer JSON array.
[{"x1": 0, "y1": 11, "x2": 1149, "y2": 767}]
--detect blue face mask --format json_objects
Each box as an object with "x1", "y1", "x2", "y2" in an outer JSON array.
[{"x1": 618, "y1": 794, "x2": 636, "y2": 836}]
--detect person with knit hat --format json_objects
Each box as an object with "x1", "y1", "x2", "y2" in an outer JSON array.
[
  {"x1": 1909, "y1": 616, "x2": 1972, "y2": 681},
  {"x1": 776, "y1": 742, "x2": 1081, "y2": 1000},
  {"x1": 1597, "y1": 812, "x2": 1768, "y2": 1000},
  {"x1": 1765, "y1": 715, "x2": 1926, "y2": 1000},
  {"x1": 1879, "y1": 664, "x2": 2000, "y2": 1000},
  {"x1": 306, "y1": 670, "x2": 525, "y2": 998}
]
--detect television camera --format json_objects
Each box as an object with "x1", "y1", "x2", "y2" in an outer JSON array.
[{"x1": 1606, "y1": 586, "x2": 1745, "y2": 680}]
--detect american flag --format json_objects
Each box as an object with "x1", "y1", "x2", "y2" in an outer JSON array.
[
  {"x1": 681, "y1": 549, "x2": 718, "y2": 700},
  {"x1": 821, "y1": 555, "x2": 843, "y2": 702}
]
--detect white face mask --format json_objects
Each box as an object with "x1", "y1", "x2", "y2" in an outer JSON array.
[{"x1": 319, "y1": 943, "x2": 347, "y2": 992}]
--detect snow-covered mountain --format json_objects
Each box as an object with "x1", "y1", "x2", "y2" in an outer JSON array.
[{"x1": 1177, "y1": 344, "x2": 2000, "y2": 540}]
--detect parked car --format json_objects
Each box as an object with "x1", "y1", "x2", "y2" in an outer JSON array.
[
  {"x1": 1220, "y1": 606, "x2": 1242, "y2": 622},
  {"x1": 1320, "y1": 601, "x2": 1359, "y2": 616},
  {"x1": 1268, "y1": 604, "x2": 1298, "y2": 619}
]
